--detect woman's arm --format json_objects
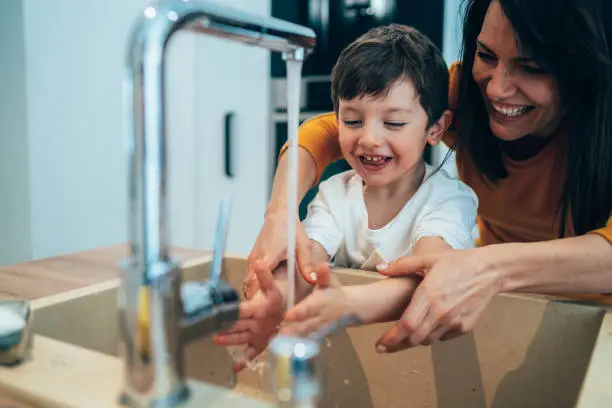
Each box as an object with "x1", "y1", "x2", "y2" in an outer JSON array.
[
  {"x1": 495, "y1": 234, "x2": 612, "y2": 296},
  {"x1": 245, "y1": 114, "x2": 342, "y2": 298},
  {"x1": 265, "y1": 147, "x2": 317, "y2": 216},
  {"x1": 243, "y1": 148, "x2": 319, "y2": 298},
  {"x1": 266, "y1": 112, "x2": 343, "y2": 215},
  {"x1": 374, "y1": 234, "x2": 612, "y2": 353}
]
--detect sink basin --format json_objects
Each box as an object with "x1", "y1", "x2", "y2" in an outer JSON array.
[{"x1": 2, "y1": 255, "x2": 611, "y2": 407}]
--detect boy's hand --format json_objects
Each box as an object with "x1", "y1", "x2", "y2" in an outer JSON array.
[
  {"x1": 213, "y1": 261, "x2": 285, "y2": 372},
  {"x1": 280, "y1": 264, "x2": 355, "y2": 337}
]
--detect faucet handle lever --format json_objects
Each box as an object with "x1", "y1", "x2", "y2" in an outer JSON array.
[
  {"x1": 178, "y1": 196, "x2": 236, "y2": 345},
  {"x1": 180, "y1": 279, "x2": 239, "y2": 344},
  {"x1": 210, "y1": 197, "x2": 232, "y2": 289}
]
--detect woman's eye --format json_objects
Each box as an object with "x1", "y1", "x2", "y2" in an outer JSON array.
[
  {"x1": 385, "y1": 122, "x2": 406, "y2": 128},
  {"x1": 476, "y1": 51, "x2": 495, "y2": 62},
  {"x1": 521, "y1": 65, "x2": 547, "y2": 75}
]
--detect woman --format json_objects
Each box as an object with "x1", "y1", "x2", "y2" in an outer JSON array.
[{"x1": 246, "y1": 0, "x2": 612, "y2": 353}]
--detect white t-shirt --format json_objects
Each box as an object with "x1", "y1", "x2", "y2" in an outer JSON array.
[{"x1": 303, "y1": 164, "x2": 479, "y2": 270}]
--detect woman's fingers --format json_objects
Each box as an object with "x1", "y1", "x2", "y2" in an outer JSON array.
[
  {"x1": 439, "y1": 328, "x2": 464, "y2": 342},
  {"x1": 376, "y1": 249, "x2": 498, "y2": 352},
  {"x1": 246, "y1": 212, "x2": 290, "y2": 298},
  {"x1": 423, "y1": 324, "x2": 451, "y2": 344},
  {"x1": 406, "y1": 308, "x2": 438, "y2": 346},
  {"x1": 376, "y1": 287, "x2": 431, "y2": 352},
  {"x1": 313, "y1": 262, "x2": 331, "y2": 287},
  {"x1": 377, "y1": 253, "x2": 436, "y2": 277},
  {"x1": 241, "y1": 272, "x2": 259, "y2": 301},
  {"x1": 296, "y1": 223, "x2": 316, "y2": 282},
  {"x1": 252, "y1": 260, "x2": 277, "y2": 296}
]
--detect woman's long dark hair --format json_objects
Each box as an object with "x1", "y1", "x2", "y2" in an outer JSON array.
[{"x1": 455, "y1": 0, "x2": 612, "y2": 237}]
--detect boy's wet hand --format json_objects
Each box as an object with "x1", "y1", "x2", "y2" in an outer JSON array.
[
  {"x1": 213, "y1": 263, "x2": 286, "y2": 371},
  {"x1": 280, "y1": 265, "x2": 353, "y2": 337}
]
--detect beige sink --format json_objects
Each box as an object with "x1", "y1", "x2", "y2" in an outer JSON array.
[{"x1": 2, "y1": 255, "x2": 611, "y2": 407}]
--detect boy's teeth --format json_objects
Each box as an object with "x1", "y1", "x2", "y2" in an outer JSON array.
[
  {"x1": 492, "y1": 103, "x2": 530, "y2": 117},
  {"x1": 362, "y1": 155, "x2": 385, "y2": 163}
]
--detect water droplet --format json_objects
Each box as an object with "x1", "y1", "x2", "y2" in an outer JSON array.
[{"x1": 277, "y1": 388, "x2": 292, "y2": 402}]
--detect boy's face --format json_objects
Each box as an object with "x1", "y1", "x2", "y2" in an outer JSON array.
[{"x1": 337, "y1": 80, "x2": 431, "y2": 188}]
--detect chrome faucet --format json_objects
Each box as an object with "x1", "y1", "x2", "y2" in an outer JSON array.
[{"x1": 118, "y1": 1, "x2": 316, "y2": 407}]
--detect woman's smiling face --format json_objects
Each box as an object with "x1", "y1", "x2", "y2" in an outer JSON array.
[{"x1": 472, "y1": 0, "x2": 564, "y2": 141}]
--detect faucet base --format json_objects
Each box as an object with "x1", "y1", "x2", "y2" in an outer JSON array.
[
  {"x1": 183, "y1": 380, "x2": 274, "y2": 408},
  {"x1": 118, "y1": 259, "x2": 187, "y2": 407},
  {"x1": 119, "y1": 383, "x2": 189, "y2": 408},
  {"x1": 119, "y1": 380, "x2": 273, "y2": 408}
]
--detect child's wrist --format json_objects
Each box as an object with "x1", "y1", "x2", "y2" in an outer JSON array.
[{"x1": 342, "y1": 287, "x2": 364, "y2": 323}]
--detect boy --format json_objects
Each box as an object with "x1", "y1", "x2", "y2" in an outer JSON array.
[{"x1": 213, "y1": 24, "x2": 478, "y2": 369}]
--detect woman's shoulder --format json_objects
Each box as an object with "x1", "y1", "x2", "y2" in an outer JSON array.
[
  {"x1": 300, "y1": 112, "x2": 338, "y2": 132},
  {"x1": 448, "y1": 60, "x2": 462, "y2": 112},
  {"x1": 442, "y1": 61, "x2": 463, "y2": 148},
  {"x1": 448, "y1": 61, "x2": 462, "y2": 77}
]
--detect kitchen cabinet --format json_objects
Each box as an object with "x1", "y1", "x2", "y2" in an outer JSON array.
[
  {"x1": 0, "y1": 0, "x2": 272, "y2": 265},
  {"x1": 168, "y1": 0, "x2": 272, "y2": 256}
]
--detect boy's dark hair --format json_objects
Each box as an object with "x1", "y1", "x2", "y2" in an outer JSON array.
[{"x1": 331, "y1": 24, "x2": 449, "y2": 128}]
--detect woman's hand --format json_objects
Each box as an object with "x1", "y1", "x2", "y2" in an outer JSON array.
[
  {"x1": 280, "y1": 264, "x2": 354, "y2": 337},
  {"x1": 243, "y1": 212, "x2": 314, "y2": 299},
  {"x1": 375, "y1": 248, "x2": 503, "y2": 352}
]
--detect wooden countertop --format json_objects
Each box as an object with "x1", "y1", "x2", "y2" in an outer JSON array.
[
  {"x1": 0, "y1": 244, "x2": 209, "y2": 407},
  {"x1": 0, "y1": 244, "x2": 208, "y2": 301}
]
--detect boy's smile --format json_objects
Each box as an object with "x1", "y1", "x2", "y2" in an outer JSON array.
[{"x1": 359, "y1": 154, "x2": 394, "y2": 171}]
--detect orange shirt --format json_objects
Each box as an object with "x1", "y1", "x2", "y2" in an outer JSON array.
[{"x1": 285, "y1": 62, "x2": 612, "y2": 303}]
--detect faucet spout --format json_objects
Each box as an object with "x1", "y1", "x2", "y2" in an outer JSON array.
[
  {"x1": 118, "y1": 1, "x2": 316, "y2": 407},
  {"x1": 125, "y1": 0, "x2": 315, "y2": 272}
]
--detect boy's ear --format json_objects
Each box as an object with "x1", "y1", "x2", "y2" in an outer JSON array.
[{"x1": 426, "y1": 109, "x2": 453, "y2": 146}]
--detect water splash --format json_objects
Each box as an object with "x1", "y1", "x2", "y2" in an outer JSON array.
[{"x1": 227, "y1": 345, "x2": 268, "y2": 376}]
